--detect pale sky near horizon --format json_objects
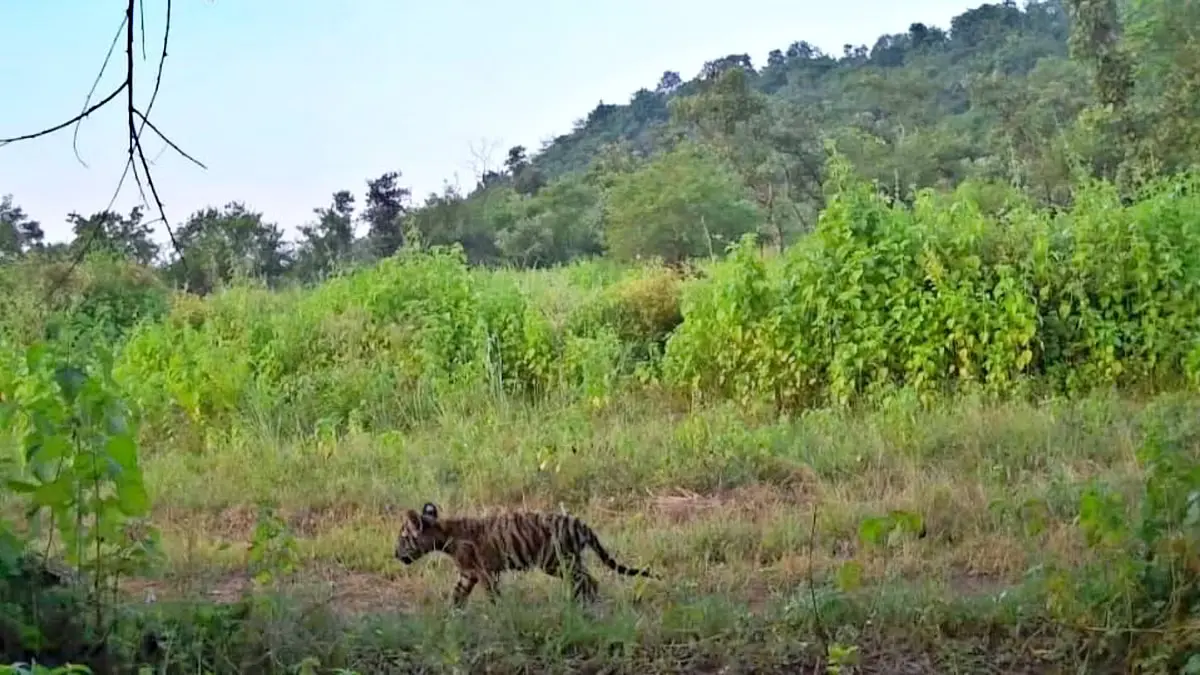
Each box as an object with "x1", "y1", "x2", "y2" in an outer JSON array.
[{"x1": 1, "y1": 0, "x2": 982, "y2": 245}]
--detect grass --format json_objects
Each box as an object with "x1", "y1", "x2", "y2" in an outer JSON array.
[{"x1": 102, "y1": 384, "x2": 1176, "y2": 672}]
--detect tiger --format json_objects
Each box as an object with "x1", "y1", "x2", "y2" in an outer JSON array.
[{"x1": 394, "y1": 502, "x2": 656, "y2": 606}]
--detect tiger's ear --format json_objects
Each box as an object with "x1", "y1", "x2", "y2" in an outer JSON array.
[{"x1": 421, "y1": 502, "x2": 439, "y2": 521}]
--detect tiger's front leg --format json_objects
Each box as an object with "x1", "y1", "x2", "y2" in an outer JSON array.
[
  {"x1": 451, "y1": 574, "x2": 477, "y2": 608},
  {"x1": 481, "y1": 572, "x2": 501, "y2": 602}
]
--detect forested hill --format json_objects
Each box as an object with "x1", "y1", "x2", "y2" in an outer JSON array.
[
  {"x1": 3, "y1": 0, "x2": 1197, "y2": 288},
  {"x1": 527, "y1": 0, "x2": 1072, "y2": 183},
  {"x1": 406, "y1": 0, "x2": 1128, "y2": 269}
]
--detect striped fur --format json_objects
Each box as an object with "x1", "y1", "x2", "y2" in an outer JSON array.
[{"x1": 394, "y1": 502, "x2": 655, "y2": 606}]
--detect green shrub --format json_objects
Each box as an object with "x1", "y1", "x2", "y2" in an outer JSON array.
[{"x1": 663, "y1": 153, "x2": 1200, "y2": 410}]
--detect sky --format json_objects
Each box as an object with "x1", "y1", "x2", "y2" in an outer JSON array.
[{"x1": 0, "y1": 0, "x2": 984, "y2": 245}]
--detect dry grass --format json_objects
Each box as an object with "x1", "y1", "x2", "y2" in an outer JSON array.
[{"x1": 65, "y1": 386, "x2": 1179, "y2": 672}]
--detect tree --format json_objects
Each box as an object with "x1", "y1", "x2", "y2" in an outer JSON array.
[
  {"x1": 505, "y1": 145, "x2": 547, "y2": 196},
  {"x1": 497, "y1": 175, "x2": 604, "y2": 267},
  {"x1": 165, "y1": 202, "x2": 291, "y2": 293},
  {"x1": 670, "y1": 69, "x2": 823, "y2": 247},
  {"x1": 671, "y1": 67, "x2": 767, "y2": 141},
  {"x1": 1064, "y1": 0, "x2": 1200, "y2": 183},
  {"x1": 504, "y1": 146, "x2": 529, "y2": 176},
  {"x1": 604, "y1": 142, "x2": 760, "y2": 265},
  {"x1": 66, "y1": 207, "x2": 159, "y2": 266},
  {"x1": 700, "y1": 54, "x2": 755, "y2": 80},
  {"x1": 295, "y1": 190, "x2": 357, "y2": 281},
  {"x1": 655, "y1": 70, "x2": 683, "y2": 94},
  {"x1": 1066, "y1": 0, "x2": 1134, "y2": 109},
  {"x1": 0, "y1": 194, "x2": 44, "y2": 258},
  {"x1": 362, "y1": 171, "x2": 411, "y2": 259}
]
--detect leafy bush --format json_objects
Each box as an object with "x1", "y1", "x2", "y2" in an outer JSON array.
[
  {"x1": 664, "y1": 154, "x2": 1200, "y2": 409},
  {"x1": 0, "y1": 253, "x2": 169, "y2": 348},
  {"x1": 0, "y1": 337, "x2": 160, "y2": 667}
]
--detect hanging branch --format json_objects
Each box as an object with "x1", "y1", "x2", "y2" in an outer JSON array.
[{"x1": 0, "y1": 0, "x2": 205, "y2": 301}]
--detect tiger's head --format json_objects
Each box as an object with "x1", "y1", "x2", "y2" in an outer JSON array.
[{"x1": 395, "y1": 502, "x2": 444, "y2": 565}]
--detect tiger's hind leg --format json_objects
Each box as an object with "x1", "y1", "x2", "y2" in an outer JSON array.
[
  {"x1": 542, "y1": 555, "x2": 598, "y2": 602},
  {"x1": 566, "y1": 556, "x2": 599, "y2": 602}
]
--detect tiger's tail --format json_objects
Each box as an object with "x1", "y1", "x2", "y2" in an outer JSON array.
[{"x1": 575, "y1": 519, "x2": 657, "y2": 578}]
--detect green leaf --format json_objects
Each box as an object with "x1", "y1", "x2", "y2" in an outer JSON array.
[
  {"x1": 835, "y1": 561, "x2": 863, "y2": 592},
  {"x1": 28, "y1": 434, "x2": 71, "y2": 463},
  {"x1": 24, "y1": 343, "x2": 46, "y2": 372},
  {"x1": 857, "y1": 516, "x2": 891, "y2": 546},
  {"x1": 116, "y1": 479, "x2": 150, "y2": 517},
  {"x1": 54, "y1": 365, "x2": 88, "y2": 404},
  {"x1": 106, "y1": 434, "x2": 139, "y2": 472},
  {"x1": 887, "y1": 509, "x2": 924, "y2": 535},
  {"x1": 33, "y1": 478, "x2": 74, "y2": 509},
  {"x1": 5, "y1": 480, "x2": 39, "y2": 494}
]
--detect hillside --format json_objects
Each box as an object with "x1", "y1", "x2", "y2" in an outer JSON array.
[
  {"x1": 407, "y1": 0, "x2": 1093, "y2": 267},
  {"x1": 529, "y1": 1, "x2": 1073, "y2": 182}
]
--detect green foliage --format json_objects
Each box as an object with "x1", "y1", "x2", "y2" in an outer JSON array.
[
  {"x1": 1043, "y1": 395, "x2": 1200, "y2": 672},
  {"x1": 247, "y1": 505, "x2": 299, "y2": 588},
  {"x1": 567, "y1": 264, "x2": 683, "y2": 356},
  {"x1": 0, "y1": 253, "x2": 169, "y2": 348},
  {"x1": 113, "y1": 245, "x2": 650, "y2": 439},
  {"x1": 0, "y1": 336, "x2": 159, "y2": 666},
  {"x1": 495, "y1": 175, "x2": 604, "y2": 267},
  {"x1": 3, "y1": 0, "x2": 1200, "y2": 670},
  {"x1": 65, "y1": 208, "x2": 158, "y2": 268},
  {"x1": 165, "y1": 202, "x2": 291, "y2": 294},
  {"x1": 604, "y1": 142, "x2": 761, "y2": 264},
  {"x1": 664, "y1": 153, "x2": 1200, "y2": 409},
  {"x1": 1, "y1": 341, "x2": 157, "y2": 570},
  {"x1": 0, "y1": 195, "x2": 44, "y2": 258}
]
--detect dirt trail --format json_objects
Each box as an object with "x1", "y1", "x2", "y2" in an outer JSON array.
[{"x1": 122, "y1": 566, "x2": 421, "y2": 615}]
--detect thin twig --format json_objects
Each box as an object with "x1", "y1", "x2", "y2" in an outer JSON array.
[
  {"x1": 72, "y1": 15, "x2": 128, "y2": 168},
  {"x1": 807, "y1": 503, "x2": 829, "y2": 663},
  {"x1": 134, "y1": 0, "x2": 173, "y2": 152},
  {"x1": 133, "y1": 109, "x2": 207, "y2": 169},
  {"x1": 134, "y1": 116, "x2": 186, "y2": 261},
  {"x1": 138, "y1": 0, "x2": 147, "y2": 61}
]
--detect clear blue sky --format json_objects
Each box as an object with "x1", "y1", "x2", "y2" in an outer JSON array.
[{"x1": 0, "y1": 0, "x2": 981, "y2": 244}]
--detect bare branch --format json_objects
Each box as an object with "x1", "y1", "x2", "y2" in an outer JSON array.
[
  {"x1": 11, "y1": 0, "x2": 198, "y2": 301},
  {"x1": 465, "y1": 137, "x2": 504, "y2": 182},
  {"x1": 131, "y1": 0, "x2": 187, "y2": 269},
  {"x1": 0, "y1": 85, "x2": 126, "y2": 146},
  {"x1": 133, "y1": 109, "x2": 206, "y2": 169},
  {"x1": 136, "y1": 0, "x2": 173, "y2": 146}
]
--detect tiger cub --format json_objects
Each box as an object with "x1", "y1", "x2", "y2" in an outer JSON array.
[{"x1": 394, "y1": 502, "x2": 655, "y2": 606}]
